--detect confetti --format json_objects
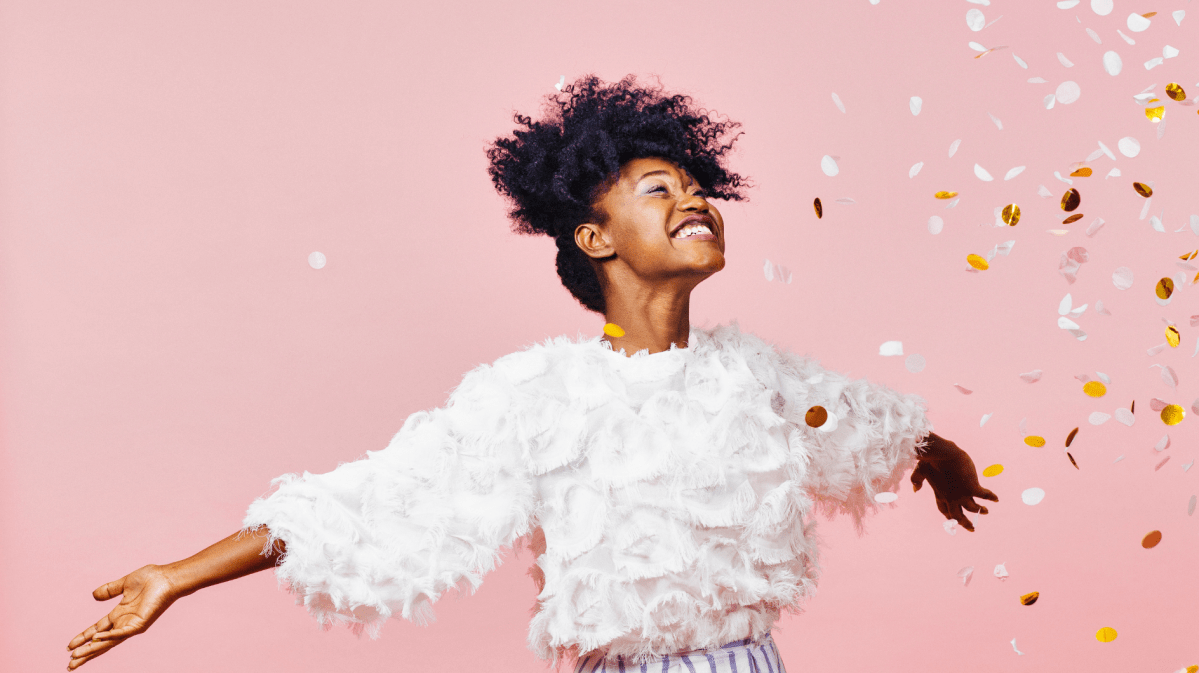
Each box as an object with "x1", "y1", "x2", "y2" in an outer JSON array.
[
  {"x1": 909, "y1": 96, "x2": 922, "y2": 116},
  {"x1": 1117, "y1": 29, "x2": 1136, "y2": 45},
  {"x1": 835, "y1": 197, "x2": 856, "y2": 205},
  {"x1": 1156, "y1": 277, "x2": 1174, "y2": 299},
  {"x1": 980, "y1": 413, "x2": 993, "y2": 427},
  {"x1": 603, "y1": 323, "x2": 626, "y2": 337},
  {"x1": 1020, "y1": 591, "x2": 1040, "y2": 605},
  {"x1": 1145, "y1": 57, "x2": 1164, "y2": 71},
  {"x1": 874, "y1": 491, "x2": 898, "y2": 503},
  {"x1": 1094, "y1": 298, "x2": 1109, "y2": 314},
  {"x1": 1069, "y1": 167, "x2": 1092, "y2": 177},
  {"x1": 928, "y1": 215, "x2": 944, "y2": 234},
  {"x1": 1156, "y1": 456, "x2": 1172, "y2": 470},
  {"x1": 983, "y1": 464, "x2": 1004, "y2": 477},
  {"x1": 831, "y1": 92, "x2": 845, "y2": 113},
  {"x1": 1174, "y1": 10, "x2": 1186, "y2": 26},
  {"x1": 813, "y1": 198, "x2": 822, "y2": 218},
  {"x1": 820, "y1": 155, "x2": 839, "y2": 176},
  {"x1": 308, "y1": 251, "x2": 326, "y2": 269},
  {"x1": 1114, "y1": 455, "x2": 1125, "y2": 463},
  {"x1": 1028, "y1": 77, "x2": 1047, "y2": 83},
  {"x1": 1112, "y1": 267, "x2": 1134, "y2": 290},
  {"x1": 879, "y1": 340, "x2": 903, "y2": 356},
  {"x1": 1045, "y1": 93, "x2": 1057, "y2": 109},
  {"x1": 1167, "y1": 326, "x2": 1181, "y2": 347},
  {"x1": 1133, "y1": 182, "x2": 1154, "y2": 198},
  {"x1": 1022, "y1": 487, "x2": 1045, "y2": 505},
  {"x1": 1190, "y1": 495, "x2": 1196, "y2": 515},
  {"x1": 1024, "y1": 436, "x2": 1046, "y2": 447},
  {"x1": 948, "y1": 139, "x2": 961, "y2": 157},
  {"x1": 1145, "y1": 105, "x2": 1165, "y2": 122},
  {"x1": 1001, "y1": 204, "x2": 1021, "y2": 226},
  {"x1": 994, "y1": 563, "x2": 1008, "y2": 579},
  {"x1": 943, "y1": 519, "x2": 958, "y2": 535},
  {"x1": 554, "y1": 75, "x2": 565, "y2": 91},
  {"x1": 1056, "y1": 81, "x2": 1081, "y2": 104},
  {"x1": 1059, "y1": 189, "x2": 1081, "y2": 213},
  {"x1": 1068, "y1": 452, "x2": 1079, "y2": 469},
  {"x1": 906, "y1": 354, "x2": 926, "y2": 373},
  {"x1": 958, "y1": 566, "x2": 975, "y2": 586},
  {"x1": 1004, "y1": 166, "x2": 1025, "y2": 180},
  {"x1": 1096, "y1": 627, "x2": 1118, "y2": 643},
  {"x1": 1155, "y1": 434, "x2": 1171, "y2": 452},
  {"x1": 1054, "y1": 170, "x2": 1074, "y2": 186},
  {"x1": 1086, "y1": 27, "x2": 1102, "y2": 44},
  {"x1": 1161, "y1": 405, "x2": 1185, "y2": 425},
  {"x1": 935, "y1": 191, "x2": 958, "y2": 199},
  {"x1": 974, "y1": 164, "x2": 994, "y2": 181},
  {"x1": 1057, "y1": 52, "x2": 1074, "y2": 68},
  {"x1": 1019, "y1": 370, "x2": 1043, "y2": 383},
  {"x1": 1038, "y1": 185, "x2": 1053, "y2": 197},
  {"x1": 763, "y1": 259, "x2": 774, "y2": 281},
  {"x1": 1127, "y1": 12, "x2": 1151, "y2": 32},
  {"x1": 1010, "y1": 639, "x2": 1023, "y2": 656},
  {"x1": 1063, "y1": 214, "x2": 1084, "y2": 224},
  {"x1": 1090, "y1": 0, "x2": 1113, "y2": 15},
  {"x1": 966, "y1": 9, "x2": 986, "y2": 31},
  {"x1": 967, "y1": 254, "x2": 989, "y2": 270},
  {"x1": 805, "y1": 405, "x2": 828, "y2": 428},
  {"x1": 988, "y1": 112, "x2": 1003, "y2": 130},
  {"x1": 1115, "y1": 408, "x2": 1135, "y2": 425},
  {"x1": 1163, "y1": 45, "x2": 1179, "y2": 59},
  {"x1": 954, "y1": 384, "x2": 973, "y2": 395},
  {"x1": 1065, "y1": 427, "x2": 1079, "y2": 447},
  {"x1": 1089, "y1": 412, "x2": 1111, "y2": 425},
  {"x1": 909, "y1": 162, "x2": 923, "y2": 178},
  {"x1": 1165, "y1": 83, "x2": 1187, "y2": 101},
  {"x1": 1083, "y1": 381, "x2": 1107, "y2": 397},
  {"x1": 945, "y1": 198, "x2": 959, "y2": 209},
  {"x1": 1117, "y1": 136, "x2": 1140, "y2": 157},
  {"x1": 968, "y1": 41, "x2": 987, "y2": 52},
  {"x1": 1102, "y1": 51, "x2": 1123, "y2": 75},
  {"x1": 1012, "y1": 53, "x2": 1027, "y2": 68},
  {"x1": 1057, "y1": 0, "x2": 1079, "y2": 7},
  {"x1": 1141, "y1": 530, "x2": 1162, "y2": 548}
]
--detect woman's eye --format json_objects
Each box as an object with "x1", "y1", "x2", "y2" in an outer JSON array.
[{"x1": 648, "y1": 185, "x2": 667, "y2": 194}]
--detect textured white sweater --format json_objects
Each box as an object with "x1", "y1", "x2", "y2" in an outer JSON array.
[{"x1": 243, "y1": 322, "x2": 933, "y2": 662}]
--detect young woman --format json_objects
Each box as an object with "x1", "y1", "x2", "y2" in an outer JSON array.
[{"x1": 67, "y1": 75, "x2": 998, "y2": 672}]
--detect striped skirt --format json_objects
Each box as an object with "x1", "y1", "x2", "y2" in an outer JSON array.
[{"x1": 573, "y1": 633, "x2": 787, "y2": 673}]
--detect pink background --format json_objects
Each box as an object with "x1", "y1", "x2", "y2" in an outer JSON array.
[{"x1": 3, "y1": 0, "x2": 1197, "y2": 671}]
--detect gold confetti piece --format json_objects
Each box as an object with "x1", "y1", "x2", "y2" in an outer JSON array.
[
  {"x1": 1062, "y1": 213, "x2": 1084, "y2": 224},
  {"x1": 1024, "y1": 436, "x2": 1046, "y2": 447},
  {"x1": 1185, "y1": 666, "x2": 1197, "y2": 673},
  {"x1": 1095, "y1": 627, "x2": 1118, "y2": 643},
  {"x1": 983, "y1": 464, "x2": 1004, "y2": 477},
  {"x1": 1133, "y1": 182, "x2": 1154, "y2": 197},
  {"x1": 1142, "y1": 11, "x2": 1157, "y2": 18},
  {"x1": 1001, "y1": 203, "x2": 1021, "y2": 226},
  {"x1": 603, "y1": 323, "x2": 626, "y2": 338},
  {"x1": 1141, "y1": 530, "x2": 1162, "y2": 548},
  {"x1": 1060, "y1": 188, "x2": 1080, "y2": 211},
  {"x1": 1145, "y1": 105, "x2": 1165, "y2": 122},
  {"x1": 1069, "y1": 167, "x2": 1093, "y2": 177},
  {"x1": 1165, "y1": 83, "x2": 1187, "y2": 101},
  {"x1": 1180, "y1": 249, "x2": 1198, "y2": 261},
  {"x1": 967, "y1": 254, "x2": 989, "y2": 270},
  {"x1": 1083, "y1": 381, "x2": 1107, "y2": 397},
  {"x1": 935, "y1": 191, "x2": 959, "y2": 199},
  {"x1": 1068, "y1": 452, "x2": 1079, "y2": 469},
  {"x1": 1156, "y1": 277, "x2": 1174, "y2": 299},
  {"x1": 1161, "y1": 404, "x2": 1185, "y2": 425},
  {"x1": 813, "y1": 198, "x2": 822, "y2": 219},
  {"x1": 1167, "y1": 326, "x2": 1180, "y2": 347},
  {"x1": 1020, "y1": 591, "x2": 1039, "y2": 606},
  {"x1": 1130, "y1": 399, "x2": 1135, "y2": 414},
  {"x1": 805, "y1": 405, "x2": 828, "y2": 428},
  {"x1": 1066, "y1": 427, "x2": 1079, "y2": 447}
]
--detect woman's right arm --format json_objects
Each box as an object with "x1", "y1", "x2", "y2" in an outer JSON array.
[{"x1": 66, "y1": 525, "x2": 285, "y2": 670}]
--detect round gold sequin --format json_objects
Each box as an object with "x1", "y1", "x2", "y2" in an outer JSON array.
[
  {"x1": 1024, "y1": 436, "x2": 1046, "y2": 447},
  {"x1": 1001, "y1": 203, "x2": 1021, "y2": 226},
  {"x1": 1020, "y1": 592, "x2": 1039, "y2": 606},
  {"x1": 1083, "y1": 381, "x2": 1107, "y2": 397},
  {"x1": 1142, "y1": 530, "x2": 1162, "y2": 548},
  {"x1": 1095, "y1": 627, "x2": 1118, "y2": 643},
  {"x1": 982, "y1": 464, "x2": 1004, "y2": 477},
  {"x1": 1062, "y1": 213, "x2": 1084, "y2": 224},
  {"x1": 1156, "y1": 277, "x2": 1174, "y2": 300},
  {"x1": 967, "y1": 254, "x2": 989, "y2": 270},
  {"x1": 813, "y1": 198, "x2": 823, "y2": 219},
  {"x1": 1165, "y1": 83, "x2": 1187, "y2": 101},
  {"x1": 1060, "y1": 188, "x2": 1080, "y2": 212},
  {"x1": 1065, "y1": 427, "x2": 1079, "y2": 447},
  {"x1": 1167, "y1": 326, "x2": 1180, "y2": 347},
  {"x1": 805, "y1": 405, "x2": 828, "y2": 428},
  {"x1": 1145, "y1": 106, "x2": 1165, "y2": 122},
  {"x1": 1161, "y1": 405, "x2": 1185, "y2": 425},
  {"x1": 1069, "y1": 167, "x2": 1092, "y2": 177},
  {"x1": 934, "y1": 191, "x2": 959, "y2": 199},
  {"x1": 602, "y1": 323, "x2": 626, "y2": 338},
  {"x1": 1133, "y1": 182, "x2": 1154, "y2": 197}
]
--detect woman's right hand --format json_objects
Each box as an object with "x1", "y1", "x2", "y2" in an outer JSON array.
[{"x1": 66, "y1": 564, "x2": 181, "y2": 670}]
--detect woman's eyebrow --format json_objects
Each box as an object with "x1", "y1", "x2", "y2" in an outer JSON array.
[{"x1": 635, "y1": 169, "x2": 671, "y2": 182}]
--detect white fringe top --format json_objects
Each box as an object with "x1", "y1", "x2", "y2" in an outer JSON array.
[{"x1": 243, "y1": 322, "x2": 933, "y2": 662}]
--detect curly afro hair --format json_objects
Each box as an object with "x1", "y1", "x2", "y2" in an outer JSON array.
[{"x1": 486, "y1": 74, "x2": 751, "y2": 315}]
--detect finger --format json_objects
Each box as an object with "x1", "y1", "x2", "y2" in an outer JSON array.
[
  {"x1": 950, "y1": 504, "x2": 975, "y2": 532},
  {"x1": 935, "y1": 498, "x2": 949, "y2": 518},
  {"x1": 71, "y1": 635, "x2": 123, "y2": 661},
  {"x1": 911, "y1": 463, "x2": 928, "y2": 492},
  {"x1": 93, "y1": 622, "x2": 143, "y2": 641},
  {"x1": 68, "y1": 615, "x2": 112, "y2": 650},
  {"x1": 68, "y1": 641, "x2": 121, "y2": 671},
  {"x1": 961, "y1": 499, "x2": 982, "y2": 514},
  {"x1": 92, "y1": 578, "x2": 125, "y2": 601},
  {"x1": 977, "y1": 488, "x2": 999, "y2": 502}
]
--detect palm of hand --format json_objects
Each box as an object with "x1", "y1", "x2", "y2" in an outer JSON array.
[
  {"x1": 67, "y1": 565, "x2": 178, "y2": 669},
  {"x1": 911, "y1": 439, "x2": 998, "y2": 532}
]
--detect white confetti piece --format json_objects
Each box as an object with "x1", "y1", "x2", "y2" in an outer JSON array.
[
  {"x1": 1090, "y1": 0, "x2": 1113, "y2": 15},
  {"x1": 1163, "y1": 45, "x2": 1179, "y2": 59},
  {"x1": 1056, "y1": 81, "x2": 1081, "y2": 104},
  {"x1": 1011, "y1": 639, "x2": 1023, "y2": 656},
  {"x1": 969, "y1": 41, "x2": 987, "y2": 52},
  {"x1": 1038, "y1": 185, "x2": 1053, "y2": 197},
  {"x1": 1127, "y1": 12, "x2": 1151, "y2": 32},
  {"x1": 909, "y1": 162, "x2": 923, "y2": 178},
  {"x1": 1117, "y1": 136, "x2": 1140, "y2": 157},
  {"x1": 1048, "y1": 229, "x2": 1070, "y2": 236},
  {"x1": 1185, "y1": 460, "x2": 1194, "y2": 473},
  {"x1": 944, "y1": 519, "x2": 959, "y2": 535},
  {"x1": 958, "y1": 566, "x2": 975, "y2": 586},
  {"x1": 928, "y1": 215, "x2": 944, "y2": 234},
  {"x1": 980, "y1": 412, "x2": 992, "y2": 427},
  {"x1": 1086, "y1": 27, "x2": 1102, "y2": 43},
  {"x1": 1141, "y1": 197, "x2": 1154, "y2": 221},
  {"x1": 994, "y1": 563, "x2": 1008, "y2": 580},
  {"x1": 966, "y1": 8, "x2": 986, "y2": 31},
  {"x1": 906, "y1": 354, "x2": 926, "y2": 373},
  {"x1": 974, "y1": 164, "x2": 994, "y2": 181},
  {"x1": 1105, "y1": 167, "x2": 1121, "y2": 179},
  {"x1": 1150, "y1": 398, "x2": 1169, "y2": 412},
  {"x1": 1114, "y1": 454, "x2": 1125, "y2": 463},
  {"x1": 1086, "y1": 218, "x2": 1106, "y2": 237},
  {"x1": 1094, "y1": 298, "x2": 1109, "y2": 314},
  {"x1": 831, "y1": 92, "x2": 846, "y2": 113},
  {"x1": 1191, "y1": 215, "x2": 1199, "y2": 235},
  {"x1": 909, "y1": 96, "x2": 922, "y2": 116},
  {"x1": 1097, "y1": 140, "x2": 1115, "y2": 160},
  {"x1": 1058, "y1": 293, "x2": 1073, "y2": 315},
  {"x1": 1145, "y1": 56, "x2": 1164, "y2": 70},
  {"x1": 1057, "y1": 0, "x2": 1079, "y2": 7},
  {"x1": 1156, "y1": 456, "x2": 1170, "y2": 471},
  {"x1": 948, "y1": 139, "x2": 961, "y2": 157},
  {"x1": 1190, "y1": 495, "x2": 1197, "y2": 515},
  {"x1": 1054, "y1": 171, "x2": 1073, "y2": 186},
  {"x1": 955, "y1": 384, "x2": 973, "y2": 395},
  {"x1": 835, "y1": 197, "x2": 855, "y2": 205},
  {"x1": 1173, "y1": 10, "x2": 1185, "y2": 26},
  {"x1": 1004, "y1": 166, "x2": 1025, "y2": 181},
  {"x1": 1161, "y1": 365, "x2": 1179, "y2": 389},
  {"x1": 1044, "y1": 93, "x2": 1057, "y2": 109},
  {"x1": 967, "y1": 0, "x2": 990, "y2": 4},
  {"x1": 1103, "y1": 51, "x2": 1123, "y2": 75},
  {"x1": 308, "y1": 251, "x2": 326, "y2": 269},
  {"x1": 1117, "y1": 29, "x2": 1136, "y2": 45},
  {"x1": 1154, "y1": 434, "x2": 1170, "y2": 452},
  {"x1": 879, "y1": 340, "x2": 904, "y2": 356},
  {"x1": 820, "y1": 155, "x2": 839, "y2": 177},
  {"x1": 1096, "y1": 372, "x2": 1109, "y2": 384},
  {"x1": 1019, "y1": 417, "x2": 1028, "y2": 434},
  {"x1": 1058, "y1": 316, "x2": 1081, "y2": 330},
  {"x1": 1115, "y1": 408, "x2": 1134, "y2": 425},
  {"x1": 554, "y1": 75, "x2": 565, "y2": 91},
  {"x1": 874, "y1": 492, "x2": 898, "y2": 504},
  {"x1": 763, "y1": 259, "x2": 774, "y2": 281},
  {"x1": 1012, "y1": 53, "x2": 1028, "y2": 68},
  {"x1": 1057, "y1": 52, "x2": 1075, "y2": 68},
  {"x1": 1020, "y1": 370, "x2": 1043, "y2": 383},
  {"x1": 1089, "y1": 411, "x2": 1111, "y2": 425},
  {"x1": 945, "y1": 198, "x2": 960, "y2": 209},
  {"x1": 1028, "y1": 76, "x2": 1047, "y2": 83},
  {"x1": 1022, "y1": 487, "x2": 1045, "y2": 505},
  {"x1": 988, "y1": 112, "x2": 1003, "y2": 130}
]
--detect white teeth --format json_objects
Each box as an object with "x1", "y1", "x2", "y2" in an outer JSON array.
[{"x1": 673, "y1": 223, "x2": 712, "y2": 238}]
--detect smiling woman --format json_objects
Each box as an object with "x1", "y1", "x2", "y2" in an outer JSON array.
[{"x1": 67, "y1": 74, "x2": 996, "y2": 673}]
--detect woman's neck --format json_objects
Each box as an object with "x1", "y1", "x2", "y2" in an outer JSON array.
[{"x1": 599, "y1": 294, "x2": 692, "y2": 356}]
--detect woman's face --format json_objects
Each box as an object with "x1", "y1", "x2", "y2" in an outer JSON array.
[{"x1": 576, "y1": 157, "x2": 725, "y2": 284}]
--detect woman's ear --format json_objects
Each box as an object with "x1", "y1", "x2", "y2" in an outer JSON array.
[{"x1": 574, "y1": 223, "x2": 615, "y2": 260}]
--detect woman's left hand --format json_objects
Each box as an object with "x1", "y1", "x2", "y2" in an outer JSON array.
[{"x1": 911, "y1": 433, "x2": 998, "y2": 532}]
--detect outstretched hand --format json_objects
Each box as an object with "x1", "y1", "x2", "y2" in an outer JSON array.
[
  {"x1": 67, "y1": 565, "x2": 179, "y2": 670},
  {"x1": 911, "y1": 433, "x2": 998, "y2": 532}
]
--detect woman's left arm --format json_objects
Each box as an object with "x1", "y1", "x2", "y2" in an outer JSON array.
[{"x1": 912, "y1": 432, "x2": 999, "y2": 532}]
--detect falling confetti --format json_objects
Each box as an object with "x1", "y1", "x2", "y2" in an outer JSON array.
[
  {"x1": 943, "y1": 519, "x2": 959, "y2": 535},
  {"x1": 966, "y1": 8, "x2": 986, "y2": 30},
  {"x1": 1112, "y1": 267, "x2": 1134, "y2": 290},
  {"x1": 958, "y1": 566, "x2": 975, "y2": 587},
  {"x1": 967, "y1": 254, "x2": 990, "y2": 270},
  {"x1": 1020, "y1": 591, "x2": 1039, "y2": 606},
  {"x1": 994, "y1": 563, "x2": 1009, "y2": 580},
  {"x1": 1145, "y1": 105, "x2": 1165, "y2": 122},
  {"x1": 1096, "y1": 627, "x2": 1118, "y2": 643},
  {"x1": 1065, "y1": 427, "x2": 1079, "y2": 447},
  {"x1": 603, "y1": 323, "x2": 626, "y2": 338},
  {"x1": 1083, "y1": 381, "x2": 1107, "y2": 397},
  {"x1": 1069, "y1": 167, "x2": 1092, "y2": 177},
  {"x1": 1056, "y1": 81, "x2": 1081, "y2": 104},
  {"x1": 1002, "y1": 204, "x2": 1021, "y2": 226},
  {"x1": 1022, "y1": 487, "x2": 1045, "y2": 505},
  {"x1": 954, "y1": 384, "x2": 973, "y2": 395},
  {"x1": 983, "y1": 464, "x2": 1004, "y2": 477},
  {"x1": 909, "y1": 162, "x2": 923, "y2": 178},
  {"x1": 1165, "y1": 83, "x2": 1187, "y2": 101},
  {"x1": 1061, "y1": 188, "x2": 1081, "y2": 211},
  {"x1": 1102, "y1": 51, "x2": 1123, "y2": 75},
  {"x1": 820, "y1": 155, "x2": 839, "y2": 176},
  {"x1": 948, "y1": 139, "x2": 961, "y2": 157},
  {"x1": 1010, "y1": 639, "x2": 1023, "y2": 656},
  {"x1": 988, "y1": 112, "x2": 1003, "y2": 130},
  {"x1": 928, "y1": 215, "x2": 943, "y2": 234},
  {"x1": 1190, "y1": 496, "x2": 1196, "y2": 516},
  {"x1": 805, "y1": 406, "x2": 828, "y2": 428},
  {"x1": 879, "y1": 340, "x2": 903, "y2": 356},
  {"x1": 1161, "y1": 405, "x2": 1185, "y2": 425},
  {"x1": 874, "y1": 492, "x2": 898, "y2": 504},
  {"x1": 1117, "y1": 136, "x2": 1141, "y2": 157},
  {"x1": 763, "y1": 259, "x2": 774, "y2": 281},
  {"x1": 905, "y1": 354, "x2": 926, "y2": 373},
  {"x1": 308, "y1": 251, "x2": 327, "y2": 269},
  {"x1": 1115, "y1": 408, "x2": 1135, "y2": 425},
  {"x1": 935, "y1": 191, "x2": 959, "y2": 199},
  {"x1": 1133, "y1": 182, "x2": 1153, "y2": 198},
  {"x1": 1057, "y1": 52, "x2": 1074, "y2": 68},
  {"x1": 980, "y1": 412, "x2": 992, "y2": 426},
  {"x1": 1141, "y1": 530, "x2": 1162, "y2": 548},
  {"x1": 1167, "y1": 327, "x2": 1180, "y2": 347},
  {"x1": 1156, "y1": 456, "x2": 1171, "y2": 470},
  {"x1": 909, "y1": 96, "x2": 922, "y2": 116},
  {"x1": 1024, "y1": 436, "x2": 1046, "y2": 448},
  {"x1": 1063, "y1": 214, "x2": 1084, "y2": 224},
  {"x1": 1089, "y1": 412, "x2": 1111, "y2": 425},
  {"x1": 1127, "y1": 12, "x2": 1151, "y2": 32},
  {"x1": 554, "y1": 75, "x2": 565, "y2": 91},
  {"x1": 831, "y1": 92, "x2": 845, "y2": 113},
  {"x1": 1156, "y1": 277, "x2": 1174, "y2": 299},
  {"x1": 1004, "y1": 166, "x2": 1025, "y2": 180},
  {"x1": 974, "y1": 164, "x2": 994, "y2": 181},
  {"x1": 1019, "y1": 369, "x2": 1043, "y2": 383}
]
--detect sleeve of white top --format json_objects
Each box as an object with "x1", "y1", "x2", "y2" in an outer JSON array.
[{"x1": 241, "y1": 359, "x2": 537, "y2": 636}]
